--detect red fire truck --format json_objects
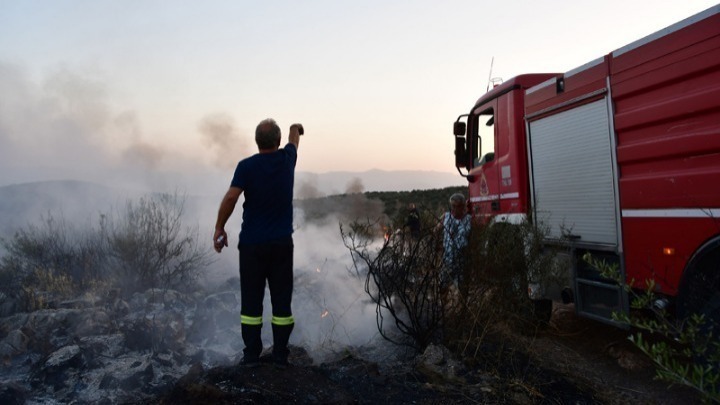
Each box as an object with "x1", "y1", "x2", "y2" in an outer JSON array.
[{"x1": 452, "y1": 5, "x2": 720, "y2": 326}]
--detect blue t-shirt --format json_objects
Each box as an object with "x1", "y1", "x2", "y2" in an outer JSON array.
[{"x1": 231, "y1": 143, "x2": 297, "y2": 245}]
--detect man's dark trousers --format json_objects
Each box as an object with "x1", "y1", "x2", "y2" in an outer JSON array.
[{"x1": 239, "y1": 236, "x2": 294, "y2": 362}]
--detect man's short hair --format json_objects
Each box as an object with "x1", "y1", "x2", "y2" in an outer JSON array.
[
  {"x1": 255, "y1": 118, "x2": 281, "y2": 149},
  {"x1": 449, "y1": 193, "x2": 466, "y2": 205}
]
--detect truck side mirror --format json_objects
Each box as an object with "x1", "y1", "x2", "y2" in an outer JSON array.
[
  {"x1": 455, "y1": 136, "x2": 467, "y2": 168},
  {"x1": 453, "y1": 121, "x2": 466, "y2": 136}
]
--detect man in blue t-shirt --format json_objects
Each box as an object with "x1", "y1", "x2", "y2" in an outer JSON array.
[{"x1": 213, "y1": 118, "x2": 303, "y2": 368}]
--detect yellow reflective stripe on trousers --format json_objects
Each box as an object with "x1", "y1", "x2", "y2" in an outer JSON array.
[
  {"x1": 240, "y1": 315, "x2": 263, "y2": 325},
  {"x1": 272, "y1": 315, "x2": 294, "y2": 326}
]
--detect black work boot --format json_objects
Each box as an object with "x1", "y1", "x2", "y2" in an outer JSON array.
[
  {"x1": 271, "y1": 323, "x2": 294, "y2": 368},
  {"x1": 241, "y1": 324, "x2": 262, "y2": 366}
]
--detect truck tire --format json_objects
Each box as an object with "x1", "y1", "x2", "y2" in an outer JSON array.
[{"x1": 678, "y1": 246, "x2": 720, "y2": 330}]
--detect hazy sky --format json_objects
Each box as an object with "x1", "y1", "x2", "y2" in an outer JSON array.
[{"x1": 1, "y1": 1, "x2": 717, "y2": 187}]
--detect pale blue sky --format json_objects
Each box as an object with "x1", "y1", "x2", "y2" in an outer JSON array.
[{"x1": 0, "y1": 1, "x2": 717, "y2": 187}]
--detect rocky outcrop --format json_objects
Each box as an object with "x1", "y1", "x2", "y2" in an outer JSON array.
[{"x1": 0, "y1": 287, "x2": 244, "y2": 403}]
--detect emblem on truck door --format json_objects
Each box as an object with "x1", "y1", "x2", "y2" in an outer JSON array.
[{"x1": 480, "y1": 173, "x2": 489, "y2": 196}]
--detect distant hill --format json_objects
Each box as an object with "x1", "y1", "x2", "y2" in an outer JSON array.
[
  {"x1": 0, "y1": 180, "x2": 129, "y2": 234},
  {"x1": 0, "y1": 172, "x2": 469, "y2": 239},
  {"x1": 295, "y1": 185, "x2": 467, "y2": 227},
  {"x1": 295, "y1": 169, "x2": 465, "y2": 198}
]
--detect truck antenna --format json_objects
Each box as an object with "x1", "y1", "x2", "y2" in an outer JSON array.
[{"x1": 486, "y1": 57, "x2": 495, "y2": 92}]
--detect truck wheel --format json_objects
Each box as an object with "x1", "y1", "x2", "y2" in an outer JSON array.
[{"x1": 678, "y1": 247, "x2": 720, "y2": 330}]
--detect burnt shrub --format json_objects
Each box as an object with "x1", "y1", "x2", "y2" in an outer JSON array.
[
  {"x1": 101, "y1": 192, "x2": 212, "y2": 294},
  {"x1": 0, "y1": 193, "x2": 212, "y2": 313},
  {"x1": 0, "y1": 215, "x2": 105, "y2": 311},
  {"x1": 343, "y1": 212, "x2": 561, "y2": 356},
  {"x1": 342, "y1": 216, "x2": 448, "y2": 351}
]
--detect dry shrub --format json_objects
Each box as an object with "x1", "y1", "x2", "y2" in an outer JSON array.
[
  {"x1": 343, "y1": 212, "x2": 561, "y2": 360},
  {"x1": 342, "y1": 217, "x2": 449, "y2": 351},
  {"x1": 0, "y1": 193, "x2": 211, "y2": 314},
  {"x1": 21, "y1": 268, "x2": 74, "y2": 310},
  {"x1": 101, "y1": 192, "x2": 212, "y2": 294},
  {"x1": 444, "y1": 220, "x2": 561, "y2": 359}
]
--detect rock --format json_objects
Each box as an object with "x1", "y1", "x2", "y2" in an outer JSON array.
[
  {"x1": 188, "y1": 290, "x2": 240, "y2": 344},
  {"x1": 142, "y1": 288, "x2": 189, "y2": 309},
  {"x1": 0, "y1": 382, "x2": 28, "y2": 405},
  {"x1": 415, "y1": 344, "x2": 465, "y2": 383},
  {"x1": 204, "y1": 291, "x2": 239, "y2": 309},
  {"x1": 68, "y1": 310, "x2": 112, "y2": 337},
  {"x1": 123, "y1": 318, "x2": 155, "y2": 351},
  {"x1": 0, "y1": 330, "x2": 30, "y2": 358},
  {"x1": 0, "y1": 293, "x2": 22, "y2": 318},
  {"x1": 120, "y1": 362, "x2": 154, "y2": 390},
  {"x1": 104, "y1": 288, "x2": 130, "y2": 316},
  {"x1": 58, "y1": 297, "x2": 96, "y2": 309},
  {"x1": 79, "y1": 334, "x2": 126, "y2": 359},
  {"x1": 0, "y1": 313, "x2": 29, "y2": 337},
  {"x1": 31, "y1": 344, "x2": 84, "y2": 391},
  {"x1": 99, "y1": 373, "x2": 119, "y2": 389},
  {"x1": 25, "y1": 309, "x2": 80, "y2": 348},
  {"x1": 45, "y1": 344, "x2": 82, "y2": 369},
  {"x1": 177, "y1": 361, "x2": 204, "y2": 385}
]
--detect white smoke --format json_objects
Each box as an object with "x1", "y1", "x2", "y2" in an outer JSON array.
[
  {"x1": 0, "y1": 60, "x2": 397, "y2": 364},
  {"x1": 291, "y1": 214, "x2": 382, "y2": 359}
]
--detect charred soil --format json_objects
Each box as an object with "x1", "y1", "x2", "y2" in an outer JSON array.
[{"x1": 158, "y1": 304, "x2": 699, "y2": 404}]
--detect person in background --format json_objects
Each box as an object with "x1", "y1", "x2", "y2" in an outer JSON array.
[
  {"x1": 437, "y1": 193, "x2": 471, "y2": 288},
  {"x1": 213, "y1": 118, "x2": 303, "y2": 368},
  {"x1": 404, "y1": 202, "x2": 421, "y2": 239}
]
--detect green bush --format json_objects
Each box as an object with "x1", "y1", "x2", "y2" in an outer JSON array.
[
  {"x1": 446, "y1": 219, "x2": 559, "y2": 358},
  {"x1": 585, "y1": 253, "x2": 720, "y2": 403}
]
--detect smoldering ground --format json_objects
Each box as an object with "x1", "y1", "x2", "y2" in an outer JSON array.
[
  {"x1": 0, "y1": 177, "x2": 396, "y2": 368},
  {"x1": 201, "y1": 184, "x2": 393, "y2": 364}
]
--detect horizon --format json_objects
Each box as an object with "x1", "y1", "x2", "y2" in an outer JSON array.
[{"x1": 0, "y1": 168, "x2": 467, "y2": 198}]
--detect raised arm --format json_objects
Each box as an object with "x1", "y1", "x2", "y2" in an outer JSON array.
[{"x1": 289, "y1": 123, "x2": 303, "y2": 150}]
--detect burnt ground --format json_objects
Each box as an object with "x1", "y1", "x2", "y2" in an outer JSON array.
[
  {"x1": 157, "y1": 303, "x2": 701, "y2": 404},
  {"x1": 521, "y1": 303, "x2": 700, "y2": 404}
]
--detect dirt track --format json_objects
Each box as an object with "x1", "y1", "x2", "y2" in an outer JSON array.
[{"x1": 522, "y1": 303, "x2": 700, "y2": 404}]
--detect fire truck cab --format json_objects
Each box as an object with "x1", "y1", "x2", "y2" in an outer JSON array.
[{"x1": 452, "y1": 5, "x2": 720, "y2": 326}]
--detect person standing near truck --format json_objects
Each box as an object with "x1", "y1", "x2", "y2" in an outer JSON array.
[
  {"x1": 213, "y1": 118, "x2": 303, "y2": 368},
  {"x1": 438, "y1": 193, "x2": 471, "y2": 289}
]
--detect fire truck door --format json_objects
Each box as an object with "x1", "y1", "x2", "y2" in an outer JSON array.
[{"x1": 469, "y1": 109, "x2": 499, "y2": 219}]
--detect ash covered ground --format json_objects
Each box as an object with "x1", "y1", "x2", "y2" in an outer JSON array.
[
  {"x1": 0, "y1": 283, "x2": 699, "y2": 404},
  {"x1": 0, "y1": 189, "x2": 703, "y2": 404}
]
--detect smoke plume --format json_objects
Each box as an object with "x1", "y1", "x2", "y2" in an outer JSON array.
[
  {"x1": 198, "y1": 113, "x2": 249, "y2": 169},
  {"x1": 296, "y1": 174, "x2": 324, "y2": 200},
  {"x1": 345, "y1": 177, "x2": 365, "y2": 194}
]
